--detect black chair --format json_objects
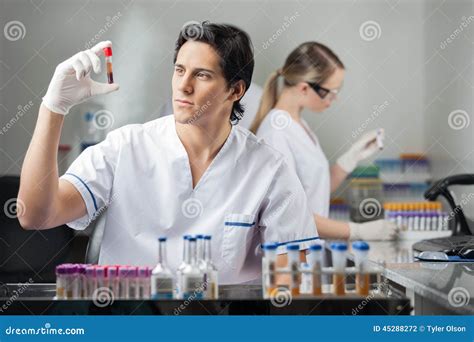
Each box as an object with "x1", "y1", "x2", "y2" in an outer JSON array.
[{"x1": 0, "y1": 176, "x2": 75, "y2": 283}]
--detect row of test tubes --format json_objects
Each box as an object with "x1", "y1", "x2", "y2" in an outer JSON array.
[
  {"x1": 384, "y1": 201, "x2": 450, "y2": 231},
  {"x1": 262, "y1": 241, "x2": 373, "y2": 298},
  {"x1": 55, "y1": 264, "x2": 151, "y2": 300}
]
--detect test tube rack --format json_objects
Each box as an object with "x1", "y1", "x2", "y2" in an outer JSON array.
[{"x1": 262, "y1": 264, "x2": 386, "y2": 299}]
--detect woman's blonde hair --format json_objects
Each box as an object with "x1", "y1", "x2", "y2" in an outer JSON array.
[{"x1": 249, "y1": 42, "x2": 344, "y2": 134}]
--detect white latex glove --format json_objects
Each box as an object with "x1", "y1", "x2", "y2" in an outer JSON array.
[
  {"x1": 42, "y1": 41, "x2": 119, "y2": 115},
  {"x1": 349, "y1": 220, "x2": 398, "y2": 241},
  {"x1": 337, "y1": 129, "x2": 384, "y2": 173}
]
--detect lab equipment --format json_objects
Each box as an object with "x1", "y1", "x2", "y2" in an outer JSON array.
[
  {"x1": 180, "y1": 237, "x2": 204, "y2": 300},
  {"x1": 352, "y1": 241, "x2": 370, "y2": 296},
  {"x1": 287, "y1": 244, "x2": 301, "y2": 296},
  {"x1": 85, "y1": 265, "x2": 97, "y2": 299},
  {"x1": 375, "y1": 154, "x2": 431, "y2": 184},
  {"x1": 151, "y1": 237, "x2": 174, "y2": 299},
  {"x1": 329, "y1": 199, "x2": 350, "y2": 221},
  {"x1": 176, "y1": 235, "x2": 191, "y2": 298},
  {"x1": 384, "y1": 201, "x2": 449, "y2": 232},
  {"x1": 261, "y1": 242, "x2": 278, "y2": 299},
  {"x1": 376, "y1": 129, "x2": 384, "y2": 150},
  {"x1": 108, "y1": 266, "x2": 119, "y2": 298},
  {"x1": 307, "y1": 244, "x2": 323, "y2": 295},
  {"x1": 198, "y1": 235, "x2": 218, "y2": 299},
  {"x1": 56, "y1": 263, "x2": 154, "y2": 300},
  {"x1": 138, "y1": 266, "x2": 151, "y2": 299},
  {"x1": 118, "y1": 266, "x2": 129, "y2": 299},
  {"x1": 55, "y1": 265, "x2": 66, "y2": 299},
  {"x1": 330, "y1": 242, "x2": 348, "y2": 296},
  {"x1": 348, "y1": 172, "x2": 384, "y2": 223},
  {"x1": 103, "y1": 46, "x2": 114, "y2": 84}
]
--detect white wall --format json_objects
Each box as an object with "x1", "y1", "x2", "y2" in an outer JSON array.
[{"x1": 422, "y1": 0, "x2": 474, "y2": 220}]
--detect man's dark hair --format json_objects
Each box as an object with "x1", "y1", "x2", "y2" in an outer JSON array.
[{"x1": 174, "y1": 21, "x2": 254, "y2": 124}]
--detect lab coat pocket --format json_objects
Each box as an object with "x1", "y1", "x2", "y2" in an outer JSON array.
[{"x1": 221, "y1": 213, "x2": 257, "y2": 271}]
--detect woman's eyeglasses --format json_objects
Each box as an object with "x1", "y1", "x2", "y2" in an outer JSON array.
[{"x1": 307, "y1": 82, "x2": 341, "y2": 100}]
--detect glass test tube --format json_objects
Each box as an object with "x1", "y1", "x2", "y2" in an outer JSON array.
[
  {"x1": 262, "y1": 242, "x2": 278, "y2": 298},
  {"x1": 307, "y1": 244, "x2": 323, "y2": 295},
  {"x1": 352, "y1": 241, "x2": 370, "y2": 296},
  {"x1": 330, "y1": 242, "x2": 348, "y2": 296},
  {"x1": 103, "y1": 47, "x2": 114, "y2": 84},
  {"x1": 287, "y1": 244, "x2": 300, "y2": 296}
]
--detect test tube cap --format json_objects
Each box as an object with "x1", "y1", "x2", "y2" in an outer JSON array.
[
  {"x1": 158, "y1": 236, "x2": 167, "y2": 242},
  {"x1": 309, "y1": 244, "x2": 322, "y2": 251},
  {"x1": 188, "y1": 236, "x2": 197, "y2": 242},
  {"x1": 286, "y1": 244, "x2": 300, "y2": 251},
  {"x1": 203, "y1": 235, "x2": 212, "y2": 240},
  {"x1": 261, "y1": 242, "x2": 278, "y2": 250},
  {"x1": 103, "y1": 47, "x2": 112, "y2": 57},
  {"x1": 352, "y1": 241, "x2": 370, "y2": 251},
  {"x1": 196, "y1": 234, "x2": 204, "y2": 239},
  {"x1": 330, "y1": 242, "x2": 348, "y2": 251}
]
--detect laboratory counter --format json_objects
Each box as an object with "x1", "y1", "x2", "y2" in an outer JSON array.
[
  {"x1": 352, "y1": 240, "x2": 474, "y2": 315},
  {"x1": 0, "y1": 283, "x2": 410, "y2": 315}
]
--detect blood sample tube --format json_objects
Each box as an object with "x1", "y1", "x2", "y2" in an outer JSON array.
[{"x1": 103, "y1": 46, "x2": 114, "y2": 84}]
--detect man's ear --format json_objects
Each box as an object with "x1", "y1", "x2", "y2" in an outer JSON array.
[{"x1": 229, "y1": 80, "x2": 246, "y2": 102}]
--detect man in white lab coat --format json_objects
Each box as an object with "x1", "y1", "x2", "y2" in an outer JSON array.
[{"x1": 18, "y1": 22, "x2": 318, "y2": 284}]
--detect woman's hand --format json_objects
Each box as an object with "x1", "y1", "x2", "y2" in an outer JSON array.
[
  {"x1": 336, "y1": 129, "x2": 384, "y2": 173},
  {"x1": 349, "y1": 219, "x2": 398, "y2": 240},
  {"x1": 42, "y1": 41, "x2": 119, "y2": 115}
]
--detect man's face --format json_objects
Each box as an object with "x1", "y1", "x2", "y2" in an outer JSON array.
[{"x1": 172, "y1": 40, "x2": 233, "y2": 125}]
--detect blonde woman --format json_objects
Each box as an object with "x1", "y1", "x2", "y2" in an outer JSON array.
[{"x1": 251, "y1": 42, "x2": 397, "y2": 240}]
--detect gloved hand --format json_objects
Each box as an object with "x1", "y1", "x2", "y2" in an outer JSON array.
[
  {"x1": 349, "y1": 219, "x2": 398, "y2": 241},
  {"x1": 337, "y1": 129, "x2": 384, "y2": 173},
  {"x1": 42, "y1": 41, "x2": 119, "y2": 115}
]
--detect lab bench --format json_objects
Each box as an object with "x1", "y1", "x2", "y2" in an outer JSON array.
[
  {"x1": 0, "y1": 284, "x2": 410, "y2": 315},
  {"x1": 350, "y1": 241, "x2": 474, "y2": 315}
]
